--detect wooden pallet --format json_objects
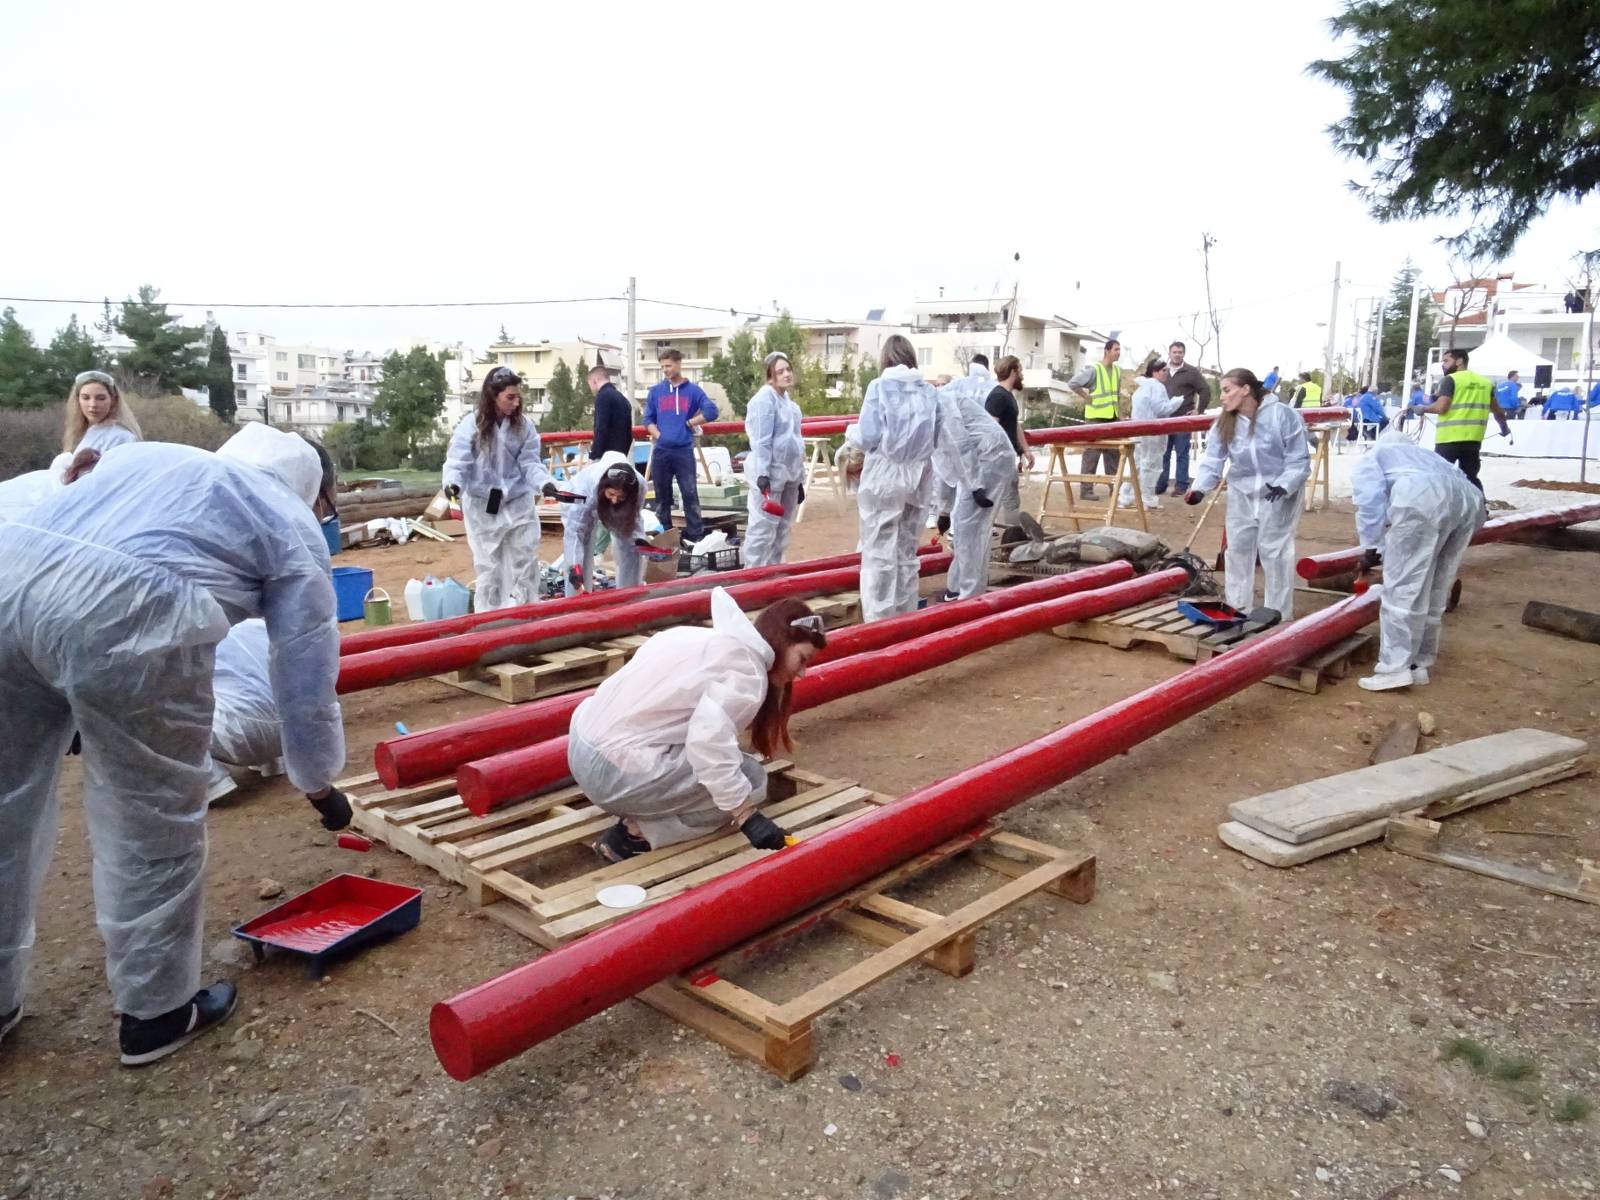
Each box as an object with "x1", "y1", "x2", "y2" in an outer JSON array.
[
  {"x1": 432, "y1": 590, "x2": 863, "y2": 705},
  {"x1": 335, "y1": 763, "x2": 1093, "y2": 1079},
  {"x1": 1194, "y1": 629, "x2": 1375, "y2": 694}
]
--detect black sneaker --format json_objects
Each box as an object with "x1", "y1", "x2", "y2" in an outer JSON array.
[
  {"x1": 119, "y1": 982, "x2": 238, "y2": 1067},
  {"x1": 1, "y1": 1005, "x2": 20, "y2": 1047}
]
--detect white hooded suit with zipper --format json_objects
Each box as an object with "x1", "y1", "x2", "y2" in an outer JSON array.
[
  {"x1": 1192, "y1": 397, "x2": 1310, "y2": 617},
  {"x1": 854, "y1": 364, "x2": 972, "y2": 620},
  {"x1": 1118, "y1": 375, "x2": 1186, "y2": 508},
  {"x1": 0, "y1": 425, "x2": 345, "y2": 1021},
  {"x1": 443, "y1": 411, "x2": 554, "y2": 610},
  {"x1": 934, "y1": 365, "x2": 1017, "y2": 599},
  {"x1": 1352, "y1": 431, "x2": 1486, "y2": 675},
  {"x1": 559, "y1": 451, "x2": 649, "y2": 596},
  {"x1": 566, "y1": 588, "x2": 772, "y2": 848},
  {"x1": 742, "y1": 383, "x2": 806, "y2": 567}
]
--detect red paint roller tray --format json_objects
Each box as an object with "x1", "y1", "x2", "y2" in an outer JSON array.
[{"x1": 233, "y1": 874, "x2": 422, "y2": 976}]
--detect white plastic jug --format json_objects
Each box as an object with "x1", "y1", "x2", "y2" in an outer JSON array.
[
  {"x1": 436, "y1": 577, "x2": 472, "y2": 618},
  {"x1": 403, "y1": 578, "x2": 427, "y2": 621}
]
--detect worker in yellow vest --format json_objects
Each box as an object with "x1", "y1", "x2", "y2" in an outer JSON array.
[
  {"x1": 1066, "y1": 337, "x2": 1124, "y2": 498},
  {"x1": 1292, "y1": 372, "x2": 1323, "y2": 408},
  {"x1": 1409, "y1": 346, "x2": 1510, "y2": 491}
]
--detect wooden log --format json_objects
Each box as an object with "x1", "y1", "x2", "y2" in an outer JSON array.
[
  {"x1": 1521, "y1": 600, "x2": 1600, "y2": 646},
  {"x1": 1503, "y1": 526, "x2": 1600, "y2": 554}
]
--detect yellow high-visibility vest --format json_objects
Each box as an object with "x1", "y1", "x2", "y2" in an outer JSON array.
[
  {"x1": 1436, "y1": 370, "x2": 1492, "y2": 445},
  {"x1": 1086, "y1": 362, "x2": 1120, "y2": 420},
  {"x1": 1300, "y1": 381, "x2": 1323, "y2": 407}
]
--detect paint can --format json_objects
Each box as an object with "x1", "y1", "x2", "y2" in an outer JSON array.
[{"x1": 363, "y1": 587, "x2": 392, "y2": 627}]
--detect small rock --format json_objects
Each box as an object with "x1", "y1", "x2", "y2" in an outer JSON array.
[
  {"x1": 1408, "y1": 1011, "x2": 1430, "y2": 1027},
  {"x1": 244, "y1": 1098, "x2": 283, "y2": 1129},
  {"x1": 823, "y1": 1123, "x2": 838, "y2": 1137},
  {"x1": 1315, "y1": 1166, "x2": 1332, "y2": 1183},
  {"x1": 1538, "y1": 861, "x2": 1559, "y2": 875},
  {"x1": 872, "y1": 1169, "x2": 911, "y2": 1199},
  {"x1": 1325, "y1": 1079, "x2": 1398, "y2": 1120},
  {"x1": 208, "y1": 937, "x2": 250, "y2": 967},
  {"x1": 224, "y1": 1039, "x2": 264, "y2": 1065},
  {"x1": 1145, "y1": 971, "x2": 1181, "y2": 996},
  {"x1": 1437, "y1": 1166, "x2": 1461, "y2": 1183},
  {"x1": 1417, "y1": 712, "x2": 1436, "y2": 736},
  {"x1": 256, "y1": 878, "x2": 284, "y2": 900},
  {"x1": 839, "y1": 1074, "x2": 862, "y2": 1092},
  {"x1": 474, "y1": 1136, "x2": 504, "y2": 1160},
  {"x1": 1465, "y1": 1119, "x2": 1486, "y2": 1139}
]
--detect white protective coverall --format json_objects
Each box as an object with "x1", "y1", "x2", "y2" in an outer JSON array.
[
  {"x1": 560, "y1": 451, "x2": 649, "y2": 596},
  {"x1": 76, "y1": 422, "x2": 140, "y2": 455},
  {"x1": 1192, "y1": 398, "x2": 1310, "y2": 617},
  {"x1": 1118, "y1": 375, "x2": 1186, "y2": 509},
  {"x1": 855, "y1": 365, "x2": 972, "y2": 620},
  {"x1": 567, "y1": 588, "x2": 771, "y2": 848},
  {"x1": 443, "y1": 412, "x2": 553, "y2": 610},
  {"x1": 742, "y1": 382, "x2": 806, "y2": 567},
  {"x1": 1352, "y1": 431, "x2": 1486, "y2": 675},
  {"x1": 204, "y1": 619, "x2": 286, "y2": 800},
  {"x1": 0, "y1": 426, "x2": 345, "y2": 1020},
  {"x1": 934, "y1": 365, "x2": 1018, "y2": 599}
]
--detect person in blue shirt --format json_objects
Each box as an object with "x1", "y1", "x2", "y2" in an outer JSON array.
[
  {"x1": 1262, "y1": 366, "x2": 1280, "y2": 394},
  {"x1": 1588, "y1": 379, "x2": 1600, "y2": 410},
  {"x1": 1493, "y1": 370, "x2": 1523, "y2": 420},
  {"x1": 1355, "y1": 386, "x2": 1388, "y2": 439},
  {"x1": 644, "y1": 348, "x2": 718, "y2": 544},
  {"x1": 1408, "y1": 383, "x2": 1427, "y2": 407},
  {"x1": 1544, "y1": 386, "x2": 1581, "y2": 418}
]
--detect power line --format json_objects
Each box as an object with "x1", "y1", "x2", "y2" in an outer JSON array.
[{"x1": 0, "y1": 294, "x2": 622, "y2": 310}]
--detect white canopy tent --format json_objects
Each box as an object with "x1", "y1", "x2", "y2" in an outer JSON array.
[{"x1": 1463, "y1": 332, "x2": 1554, "y2": 381}]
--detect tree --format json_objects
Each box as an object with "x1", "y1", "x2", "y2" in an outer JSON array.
[
  {"x1": 1200, "y1": 232, "x2": 1223, "y2": 372},
  {"x1": 706, "y1": 330, "x2": 763, "y2": 417},
  {"x1": 1374, "y1": 261, "x2": 1437, "y2": 388},
  {"x1": 0, "y1": 308, "x2": 51, "y2": 408},
  {"x1": 373, "y1": 345, "x2": 447, "y2": 454},
  {"x1": 538, "y1": 359, "x2": 589, "y2": 433},
  {"x1": 1311, "y1": 1, "x2": 1600, "y2": 259},
  {"x1": 855, "y1": 356, "x2": 880, "y2": 397},
  {"x1": 42, "y1": 314, "x2": 106, "y2": 402},
  {"x1": 573, "y1": 354, "x2": 595, "y2": 427},
  {"x1": 494, "y1": 323, "x2": 515, "y2": 346},
  {"x1": 113, "y1": 285, "x2": 206, "y2": 396},
  {"x1": 205, "y1": 327, "x2": 237, "y2": 423}
]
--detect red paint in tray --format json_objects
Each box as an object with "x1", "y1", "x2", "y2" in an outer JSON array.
[{"x1": 233, "y1": 874, "x2": 422, "y2": 972}]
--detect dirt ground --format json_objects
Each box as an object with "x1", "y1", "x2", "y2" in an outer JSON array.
[{"x1": 4, "y1": 479, "x2": 1598, "y2": 1200}]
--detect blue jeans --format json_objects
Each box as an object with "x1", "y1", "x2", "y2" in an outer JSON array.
[
  {"x1": 651, "y1": 444, "x2": 704, "y2": 541},
  {"x1": 1154, "y1": 433, "x2": 1191, "y2": 493}
]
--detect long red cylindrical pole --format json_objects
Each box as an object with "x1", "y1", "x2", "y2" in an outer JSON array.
[
  {"x1": 1022, "y1": 406, "x2": 1348, "y2": 447},
  {"x1": 375, "y1": 562, "x2": 1135, "y2": 789},
  {"x1": 1296, "y1": 499, "x2": 1600, "y2": 580},
  {"x1": 537, "y1": 417, "x2": 854, "y2": 449},
  {"x1": 431, "y1": 588, "x2": 1382, "y2": 1080},
  {"x1": 341, "y1": 548, "x2": 904, "y2": 655},
  {"x1": 454, "y1": 567, "x2": 1186, "y2": 817},
  {"x1": 337, "y1": 554, "x2": 951, "y2": 694}
]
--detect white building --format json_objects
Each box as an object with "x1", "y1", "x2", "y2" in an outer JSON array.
[
  {"x1": 1428, "y1": 273, "x2": 1597, "y2": 389},
  {"x1": 483, "y1": 337, "x2": 625, "y2": 420},
  {"x1": 907, "y1": 295, "x2": 1108, "y2": 404},
  {"x1": 227, "y1": 330, "x2": 274, "y2": 421},
  {"x1": 631, "y1": 326, "x2": 732, "y2": 402}
]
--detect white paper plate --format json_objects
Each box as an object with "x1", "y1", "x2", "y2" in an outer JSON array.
[{"x1": 596, "y1": 883, "x2": 647, "y2": 909}]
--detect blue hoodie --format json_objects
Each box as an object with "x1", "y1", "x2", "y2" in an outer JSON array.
[{"x1": 645, "y1": 377, "x2": 718, "y2": 449}]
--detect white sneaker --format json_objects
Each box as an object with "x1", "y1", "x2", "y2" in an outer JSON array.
[
  {"x1": 1146, "y1": 497, "x2": 1163, "y2": 510},
  {"x1": 1410, "y1": 667, "x2": 1430, "y2": 686},
  {"x1": 1358, "y1": 670, "x2": 1413, "y2": 692}
]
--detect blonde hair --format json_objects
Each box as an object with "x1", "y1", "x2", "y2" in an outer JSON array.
[{"x1": 63, "y1": 371, "x2": 141, "y2": 453}]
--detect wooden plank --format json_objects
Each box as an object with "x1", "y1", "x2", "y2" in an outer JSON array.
[
  {"x1": 1218, "y1": 760, "x2": 1585, "y2": 867},
  {"x1": 1227, "y1": 730, "x2": 1588, "y2": 844},
  {"x1": 767, "y1": 853, "x2": 1087, "y2": 1033},
  {"x1": 419, "y1": 798, "x2": 576, "y2": 844},
  {"x1": 1384, "y1": 817, "x2": 1600, "y2": 905},
  {"x1": 1369, "y1": 717, "x2": 1421, "y2": 766},
  {"x1": 829, "y1": 910, "x2": 976, "y2": 978}
]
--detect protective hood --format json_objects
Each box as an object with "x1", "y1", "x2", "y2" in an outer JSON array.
[
  {"x1": 880, "y1": 364, "x2": 924, "y2": 383},
  {"x1": 218, "y1": 423, "x2": 320, "y2": 508},
  {"x1": 967, "y1": 363, "x2": 992, "y2": 380},
  {"x1": 709, "y1": 586, "x2": 774, "y2": 670}
]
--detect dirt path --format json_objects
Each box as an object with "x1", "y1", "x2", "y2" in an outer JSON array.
[{"x1": 5, "y1": 486, "x2": 1598, "y2": 1200}]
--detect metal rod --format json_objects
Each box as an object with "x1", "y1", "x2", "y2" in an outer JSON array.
[
  {"x1": 430, "y1": 588, "x2": 1381, "y2": 1080},
  {"x1": 1021, "y1": 407, "x2": 1348, "y2": 447}
]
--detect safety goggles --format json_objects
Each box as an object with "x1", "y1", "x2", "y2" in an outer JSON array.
[{"x1": 789, "y1": 613, "x2": 825, "y2": 634}]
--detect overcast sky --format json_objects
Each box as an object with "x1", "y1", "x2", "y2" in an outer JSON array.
[{"x1": 4, "y1": 0, "x2": 1596, "y2": 376}]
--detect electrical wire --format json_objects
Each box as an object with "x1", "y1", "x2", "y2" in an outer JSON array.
[{"x1": 0, "y1": 294, "x2": 623, "y2": 310}]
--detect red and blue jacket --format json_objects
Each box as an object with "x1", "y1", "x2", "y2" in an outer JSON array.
[{"x1": 645, "y1": 378, "x2": 718, "y2": 449}]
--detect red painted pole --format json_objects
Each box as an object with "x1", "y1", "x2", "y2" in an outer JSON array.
[
  {"x1": 1022, "y1": 406, "x2": 1348, "y2": 447},
  {"x1": 375, "y1": 562, "x2": 1136, "y2": 789},
  {"x1": 1296, "y1": 500, "x2": 1600, "y2": 580},
  {"x1": 430, "y1": 588, "x2": 1382, "y2": 1080},
  {"x1": 341, "y1": 548, "x2": 905, "y2": 655},
  {"x1": 337, "y1": 554, "x2": 952, "y2": 694},
  {"x1": 454, "y1": 567, "x2": 1186, "y2": 817},
  {"x1": 537, "y1": 417, "x2": 855, "y2": 448}
]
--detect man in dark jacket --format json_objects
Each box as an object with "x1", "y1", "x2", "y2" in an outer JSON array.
[
  {"x1": 1155, "y1": 340, "x2": 1211, "y2": 497},
  {"x1": 644, "y1": 348, "x2": 718, "y2": 543},
  {"x1": 588, "y1": 357, "x2": 634, "y2": 459}
]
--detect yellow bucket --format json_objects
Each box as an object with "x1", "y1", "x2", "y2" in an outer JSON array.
[{"x1": 363, "y1": 587, "x2": 392, "y2": 627}]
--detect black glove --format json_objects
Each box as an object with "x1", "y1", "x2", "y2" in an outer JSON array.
[
  {"x1": 1184, "y1": 490, "x2": 1204, "y2": 505},
  {"x1": 1361, "y1": 547, "x2": 1382, "y2": 570},
  {"x1": 971, "y1": 488, "x2": 993, "y2": 509},
  {"x1": 308, "y1": 787, "x2": 352, "y2": 831},
  {"x1": 1263, "y1": 484, "x2": 1288, "y2": 502},
  {"x1": 444, "y1": 483, "x2": 461, "y2": 502},
  {"x1": 936, "y1": 513, "x2": 952, "y2": 536},
  {"x1": 797, "y1": 483, "x2": 806, "y2": 505},
  {"x1": 741, "y1": 811, "x2": 787, "y2": 851},
  {"x1": 756, "y1": 475, "x2": 771, "y2": 493},
  {"x1": 67, "y1": 731, "x2": 81, "y2": 757},
  {"x1": 542, "y1": 481, "x2": 559, "y2": 498}
]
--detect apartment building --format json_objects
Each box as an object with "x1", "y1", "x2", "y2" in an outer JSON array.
[
  {"x1": 1428, "y1": 272, "x2": 1597, "y2": 386},
  {"x1": 228, "y1": 329, "x2": 273, "y2": 420},
  {"x1": 908, "y1": 296, "x2": 1107, "y2": 403},
  {"x1": 632, "y1": 326, "x2": 731, "y2": 401},
  {"x1": 482, "y1": 337, "x2": 624, "y2": 421}
]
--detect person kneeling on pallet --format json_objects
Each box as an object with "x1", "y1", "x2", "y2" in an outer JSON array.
[
  {"x1": 0, "y1": 424, "x2": 351, "y2": 1067},
  {"x1": 1350, "y1": 427, "x2": 1486, "y2": 692},
  {"x1": 559, "y1": 451, "x2": 654, "y2": 596},
  {"x1": 567, "y1": 589, "x2": 826, "y2": 862}
]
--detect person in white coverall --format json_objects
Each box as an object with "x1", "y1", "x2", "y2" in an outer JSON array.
[
  {"x1": 1119, "y1": 360, "x2": 1186, "y2": 510},
  {"x1": 1350, "y1": 430, "x2": 1486, "y2": 691},
  {"x1": 204, "y1": 620, "x2": 288, "y2": 801},
  {"x1": 0, "y1": 423, "x2": 350, "y2": 1067},
  {"x1": 853, "y1": 335, "x2": 974, "y2": 621},
  {"x1": 62, "y1": 370, "x2": 141, "y2": 456},
  {"x1": 934, "y1": 357, "x2": 1012, "y2": 600},
  {"x1": 567, "y1": 589, "x2": 827, "y2": 861},
  {"x1": 1186, "y1": 368, "x2": 1310, "y2": 618},
  {"x1": 443, "y1": 365, "x2": 558, "y2": 610},
  {"x1": 743, "y1": 352, "x2": 807, "y2": 567},
  {"x1": 560, "y1": 451, "x2": 650, "y2": 595}
]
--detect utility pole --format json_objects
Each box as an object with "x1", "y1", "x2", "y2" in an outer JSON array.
[
  {"x1": 625, "y1": 276, "x2": 638, "y2": 419},
  {"x1": 1323, "y1": 261, "x2": 1340, "y2": 399},
  {"x1": 1400, "y1": 280, "x2": 1423, "y2": 403},
  {"x1": 1580, "y1": 251, "x2": 1596, "y2": 483},
  {"x1": 1368, "y1": 301, "x2": 1384, "y2": 391}
]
